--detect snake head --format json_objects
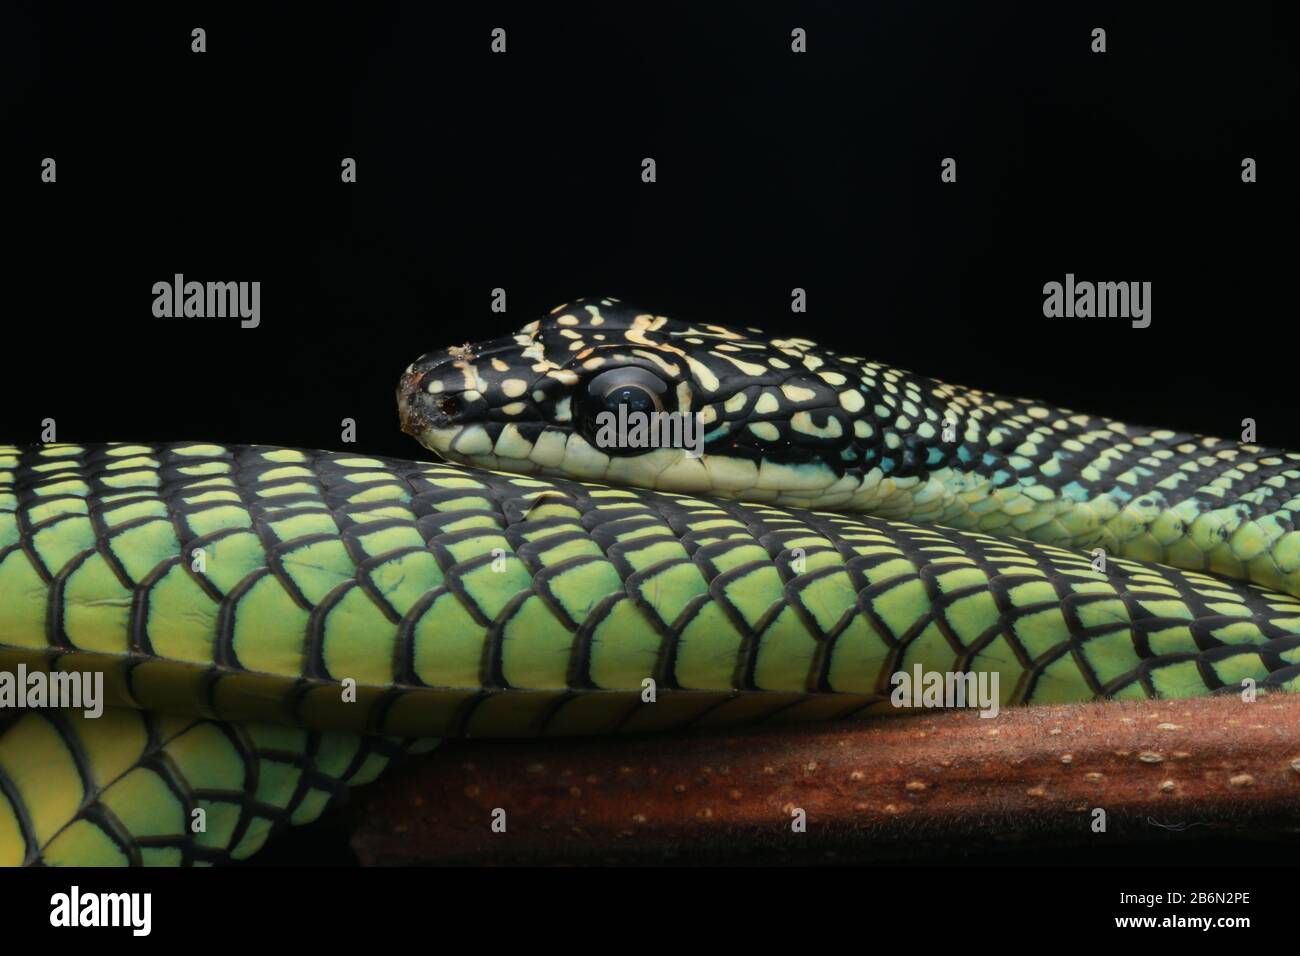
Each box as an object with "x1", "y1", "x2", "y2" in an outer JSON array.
[{"x1": 398, "y1": 296, "x2": 936, "y2": 504}]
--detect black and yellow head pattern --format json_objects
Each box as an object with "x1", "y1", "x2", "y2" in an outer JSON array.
[{"x1": 399, "y1": 297, "x2": 961, "y2": 508}]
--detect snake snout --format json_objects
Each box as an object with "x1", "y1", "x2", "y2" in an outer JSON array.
[{"x1": 397, "y1": 349, "x2": 490, "y2": 452}]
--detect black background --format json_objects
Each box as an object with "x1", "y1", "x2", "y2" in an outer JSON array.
[
  {"x1": 2, "y1": 2, "x2": 1297, "y2": 455},
  {"x1": 0, "y1": 0, "x2": 1297, "y2": 901}
]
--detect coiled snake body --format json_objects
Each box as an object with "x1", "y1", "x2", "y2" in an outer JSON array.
[{"x1": 3, "y1": 298, "x2": 1299, "y2": 865}]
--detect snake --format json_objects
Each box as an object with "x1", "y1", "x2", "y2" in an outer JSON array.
[{"x1": 3, "y1": 295, "x2": 1300, "y2": 866}]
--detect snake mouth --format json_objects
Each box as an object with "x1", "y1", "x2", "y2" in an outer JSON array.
[
  {"x1": 397, "y1": 394, "x2": 457, "y2": 465},
  {"x1": 397, "y1": 357, "x2": 465, "y2": 455},
  {"x1": 398, "y1": 343, "x2": 525, "y2": 465}
]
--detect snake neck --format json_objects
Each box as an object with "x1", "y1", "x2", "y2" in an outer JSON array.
[{"x1": 727, "y1": 368, "x2": 1300, "y2": 597}]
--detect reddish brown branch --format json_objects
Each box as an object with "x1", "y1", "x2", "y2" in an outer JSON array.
[{"x1": 349, "y1": 695, "x2": 1300, "y2": 864}]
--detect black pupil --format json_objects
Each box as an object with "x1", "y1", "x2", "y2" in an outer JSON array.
[{"x1": 604, "y1": 385, "x2": 656, "y2": 415}]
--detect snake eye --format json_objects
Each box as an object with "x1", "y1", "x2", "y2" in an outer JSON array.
[
  {"x1": 577, "y1": 366, "x2": 672, "y2": 450},
  {"x1": 586, "y1": 367, "x2": 668, "y2": 416}
]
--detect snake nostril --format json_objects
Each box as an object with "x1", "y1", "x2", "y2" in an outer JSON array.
[{"x1": 435, "y1": 393, "x2": 465, "y2": 419}]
